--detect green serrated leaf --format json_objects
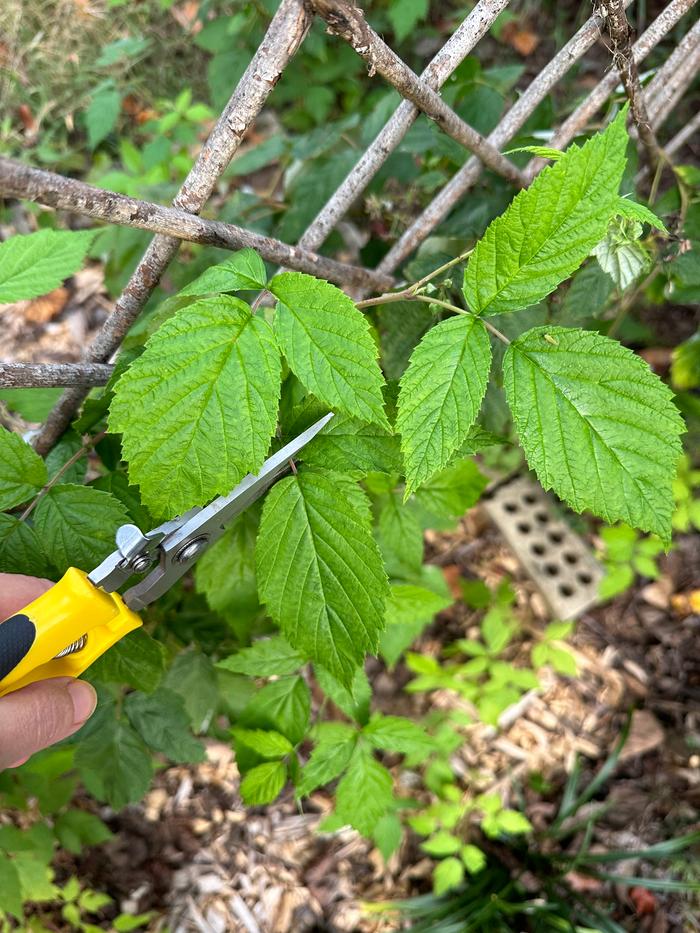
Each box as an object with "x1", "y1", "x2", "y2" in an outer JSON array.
[
  {"x1": 463, "y1": 107, "x2": 628, "y2": 315},
  {"x1": 256, "y1": 470, "x2": 388, "y2": 686},
  {"x1": 163, "y1": 650, "x2": 219, "y2": 733},
  {"x1": 561, "y1": 260, "x2": 614, "y2": 325},
  {"x1": 433, "y1": 856, "x2": 464, "y2": 895},
  {"x1": 593, "y1": 223, "x2": 650, "y2": 290},
  {"x1": 0, "y1": 514, "x2": 49, "y2": 576},
  {"x1": 503, "y1": 326, "x2": 684, "y2": 542},
  {"x1": 615, "y1": 196, "x2": 668, "y2": 233},
  {"x1": 315, "y1": 665, "x2": 371, "y2": 725},
  {"x1": 240, "y1": 759, "x2": 287, "y2": 805},
  {"x1": 421, "y1": 830, "x2": 462, "y2": 856},
  {"x1": 110, "y1": 296, "x2": 281, "y2": 517},
  {"x1": 88, "y1": 629, "x2": 166, "y2": 693},
  {"x1": 335, "y1": 744, "x2": 393, "y2": 836},
  {"x1": 0, "y1": 230, "x2": 93, "y2": 303},
  {"x1": 14, "y1": 853, "x2": 58, "y2": 903},
  {"x1": 195, "y1": 507, "x2": 259, "y2": 621},
  {"x1": 461, "y1": 844, "x2": 487, "y2": 873},
  {"x1": 86, "y1": 86, "x2": 121, "y2": 148},
  {"x1": 232, "y1": 727, "x2": 294, "y2": 758},
  {"x1": 414, "y1": 458, "x2": 488, "y2": 524},
  {"x1": 270, "y1": 272, "x2": 388, "y2": 428},
  {"x1": 505, "y1": 145, "x2": 563, "y2": 161},
  {"x1": 495, "y1": 809, "x2": 532, "y2": 834},
  {"x1": 397, "y1": 315, "x2": 491, "y2": 495},
  {"x1": 75, "y1": 720, "x2": 153, "y2": 809},
  {"x1": 363, "y1": 715, "x2": 432, "y2": 756},
  {"x1": 179, "y1": 248, "x2": 267, "y2": 295},
  {"x1": 217, "y1": 636, "x2": 304, "y2": 677},
  {"x1": 373, "y1": 812, "x2": 403, "y2": 861},
  {"x1": 296, "y1": 724, "x2": 357, "y2": 797},
  {"x1": 300, "y1": 412, "x2": 402, "y2": 474},
  {"x1": 377, "y1": 492, "x2": 424, "y2": 576},
  {"x1": 0, "y1": 427, "x2": 47, "y2": 509},
  {"x1": 54, "y1": 810, "x2": 113, "y2": 856},
  {"x1": 239, "y1": 676, "x2": 310, "y2": 746},
  {"x1": 45, "y1": 430, "x2": 86, "y2": 486},
  {"x1": 125, "y1": 688, "x2": 206, "y2": 763},
  {"x1": 388, "y1": 0, "x2": 429, "y2": 42},
  {"x1": 34, "y1": 484, "x2": 129, "y2": 573}
]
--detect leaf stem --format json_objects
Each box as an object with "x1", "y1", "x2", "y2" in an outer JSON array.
[
  {"x1": 412, "y1": 295, "x2": 511, "y2": 345},
  {"x1": 356, "y1": 247, "x2": 473, "y2": 310},
  {"x1": 19, "y1": 431, "x2": 106, "y2": 523}
]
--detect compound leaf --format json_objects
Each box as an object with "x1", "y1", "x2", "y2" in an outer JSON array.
[
  {"x1": 271, "y1": 273, "x2": 388, "y2": 428},
  {"x1": 335, "y1": 744, "x2": 394, "y2": 836},
  {"x1": 397, "y1": 315, "x2": 491, "y2": 495},
  {"x1": 463, "y1": 107, "x2": 628, "y2": 315},
  {"x1": 110, "y1": 296, "x2": 281, "y2": 517},
  {"x1": 503, "y1": 326, "x2": 684, "y2": 542},
  {"x1": 296, "y1": 723, "x2": 357, "y2": 797},
  {"x1": 256, "y1": 470, "x2": 388, "y2": 686}
]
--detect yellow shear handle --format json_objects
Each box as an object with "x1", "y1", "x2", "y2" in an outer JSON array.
[{"x1": 0, "y1": 568, "x2": 142, "y2": 698}]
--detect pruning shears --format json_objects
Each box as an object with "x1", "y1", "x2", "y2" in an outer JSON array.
[{"x1": 0, "y1": 413, "x2": 333, "y2": 698}]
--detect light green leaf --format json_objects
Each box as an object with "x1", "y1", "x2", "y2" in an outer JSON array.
[
  {"x1": 505, "y1": 145, "x2": 563, "y2": 161},
  {"x1": 599, "y1": 563, "x2": 634, "y2": 599},
  {"x1": 544, "y1": 644, "x2": 578, "y2": 677},
  {"x1": 433, "y1": 856, "x2": 464, "y2": 895},
  {"x1": 75, "y1": 720, "x2": 154, "y2": 809},
  {"x1": 195, "y1": 508, "x2": 259, "y2": 619},
  {"x1": 364, "y1": 715, "x2": 432, "y2": 756},
  {"x1": 14, "y1": 853, "x2": 58, "y2": 903},
  {"x1": 34, "y1": 484, "x2": 129, "y2": 573},
  {"x1": 217, "y1": 636, "x2": 304, "y2": 677},
  {"x1": 110, "y1": 296, "x2": 281, "y2": 518},
  {"x1": 296, "y1": 723, "x2": 357, "y2": 796},
  {"x1": 495, "y1": 809, "x2": 532, "y2": 834},
  {"x1": 461, "y1": 844, "x2": 487, "y2": 873},
  {"x1": 315, "y1": 665, "x2": 371, "y2": 726},
  {"x1": 593, "y1": 224, "x2": 650, "y2": 289},
  {"x1": 335, "y1": 744, "x2": 393, "y2": 836},
  {"x1": 0, "y1": 387, "x2": 62, "y2": 422},
  {"x1": 86, "y1": 85, "x2": 121, "y2": 148},
  {"x1": 414, "y1": 458, "x2": 488, "y2": 523},
  {"x1": 672, "y1": 331, "x2": 700, "y2": 390},
  {"x1": 239, "y1": 676, "x2": 310, "y2": 746},
  {"x1": 240, "y1": 760, "x2": 287, "y2": 805},
  {"x1": 256, "y1": 471, "x2": 388, "y2": 686},
  {"x1": 388, "y1": 0, "x2": 428, "y2": 41},
  {"x1": 301, "y1": 412, "x2": 401, "y2": 474},
  {"x1": 380, "y1": 584, "x2": 451, "y2": 667},
  {"x1": 89, "y1": 629, "x2": 166, "y2": 693},
  {"x1": 542, "y1": 620, "x2": 574, "y2": 641},
  {"x1": 397, "y1": 315, "x2": 491, "y2": 495},
  {"x1": 0, "y1": 427, "x2": 47, "y2": 509},
  {"x1": 125, "y1": 688, "x2": 206, "y2": 763},
  {"x1": 164, "y1": 650, "x2": 219, "y2": 733},
  {"x1": 0, "y1": 514, "x2": 48, "y2": 576},
  {"x1": 270, "y1": 272, "x2": 388, "y2": 428},
  {"x1": 373, "y1": 812, "x2": 403, "y2": 861},
  {"x1": 0, "y1": 230, "x2": 93, "y2": 303},
  {"x1": 615, "y1": 196, "x2": 668, "y2": 233},
  {"x1": 503, "y1": 326, "x2": 684, "y2": 542},
  {"x1": 232, "y1": 727, "x2": 294, "y2": 758},
  {"x1": 377, "y1": 492, "x2": 424, "y2": 576},
  {"x1": 463, "y1": 107, "x2": 628, "y2": 315},
  {"x1": 54, "y1": 810, "x2": 113, "y2": 855},
  {"x1": 179, "y1": 249, "x2": 267, "y2": 295},
  {"x1": 421, "y1": 831, "x2": 462, "y2": 856},
  {"x1": 0, "y1": 860, "x2": 26, "y2": 917}
]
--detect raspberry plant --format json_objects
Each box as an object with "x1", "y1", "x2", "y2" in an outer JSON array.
[{"x1": 0, "y1": 108, "x2": 685, "y2": 884}]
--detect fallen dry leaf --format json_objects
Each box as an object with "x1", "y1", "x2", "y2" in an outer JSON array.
[
  {"x1": 501, "y1": 21, "x2": 540, "y2": 56},
  {"x1": 442, "y1": 564, "x2": 463, "y2": 598},
  {"x1": 24, "y1": 287, "x2": 69, "y2": 324},
  {"x1": 619, "y1": 709, "x2": 665, "y2": 762},
  {"x1": 630, "y1": 884, "x2": 657, "y2": 916}
]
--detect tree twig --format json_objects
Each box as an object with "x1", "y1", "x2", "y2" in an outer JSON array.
[
  {"x1": 0, "y1": 158, "x2": 392, "y2": 293},
  {"x1": 600, "y1": 0, "x2": 664, "y2": 174},
  {"x1": 0, "y1": 361, "x2": 113, "y2": 389}
]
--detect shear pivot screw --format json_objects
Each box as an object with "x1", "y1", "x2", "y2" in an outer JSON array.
[
  {"x1": 130, "y1": 555, "x2": 152, "y2": 573},
  {"x1": 176, "y1": 536, "x2": 209, "y2": 564}
]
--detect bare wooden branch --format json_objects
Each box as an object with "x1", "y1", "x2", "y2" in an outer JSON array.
[
  {"x1": 663, "y1": 108, "x2": 700, "y2": 157},
  {"x1": 644, "y1": 17, "x2": 700, "y2": 127},
  {"x1": 32, "y1": 0, "x2": 312, "y2": 457},
  {"x1": 0, "y1": 362, "x2": 113, "y2": 389},
  {"x1": 311, "y1": 0, "x2": 525, "y2": 187},
  {"x1": 0, "y1": 158, "x2": 393, "y2": 292},
  {"x1": 525, "y1": 0, "x2": 697, "y2": 182},
  {"x1": 600, "y1": 0, "x2": 663, "y2": 172},
  {"x1": 298, "y1": 0, "x2": 511, "y2": 252},
  {"x1": 374, "y1": 1, "x2": 633, "y2": 280}
]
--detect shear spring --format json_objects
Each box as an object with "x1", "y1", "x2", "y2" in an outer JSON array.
[{"x1": 54, "y1": 635, "x2": 88, "y2": 659}]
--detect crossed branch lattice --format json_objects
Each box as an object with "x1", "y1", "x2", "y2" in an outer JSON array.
[{"x1": 0, "y1": 0, "x2": 698, "y2": 456}]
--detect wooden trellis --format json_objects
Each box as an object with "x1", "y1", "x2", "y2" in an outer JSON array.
[{"x1": 0, "y1": 0, "x2": 698, "y2": 456}]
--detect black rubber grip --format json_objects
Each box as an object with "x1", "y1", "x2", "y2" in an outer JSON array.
[{"x1": 0, "y1": 614, "x2": 36, "y2": 681}]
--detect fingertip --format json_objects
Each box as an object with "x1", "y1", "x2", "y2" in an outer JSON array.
[{"x1": 67, "y1": 680, "x2": 97, "y2": 724}]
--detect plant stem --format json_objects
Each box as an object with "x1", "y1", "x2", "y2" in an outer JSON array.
[
  {"x1": 356, "y1": 247, "x2": 473, "y2": 310},
  {"x1": 19, "y1": 431, "x2": 106, "y2": 522},
  {"x1": 412, "y1": 295, "x2": 511, "y2": 344}
]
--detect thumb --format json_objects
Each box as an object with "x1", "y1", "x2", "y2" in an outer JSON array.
[{"x1": 0, "y1": 678, "x2": 97, "y2": 770}]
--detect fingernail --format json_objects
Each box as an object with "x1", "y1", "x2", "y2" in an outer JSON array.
[
  {"x1": 8, "y1": 756, "x2": 29, "y2": 769},
  {"x1": 67, "y1": 681, "x2": 97, "y2": 725}
]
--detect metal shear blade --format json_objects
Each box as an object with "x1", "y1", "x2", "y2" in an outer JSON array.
[{"x1": 89, "y1": 413, "x2": 333, "y2": 611}]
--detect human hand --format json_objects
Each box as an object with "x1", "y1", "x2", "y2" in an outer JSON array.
[{"x1": 0, "y1": 574, "x2": 97, "y2": 770}]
